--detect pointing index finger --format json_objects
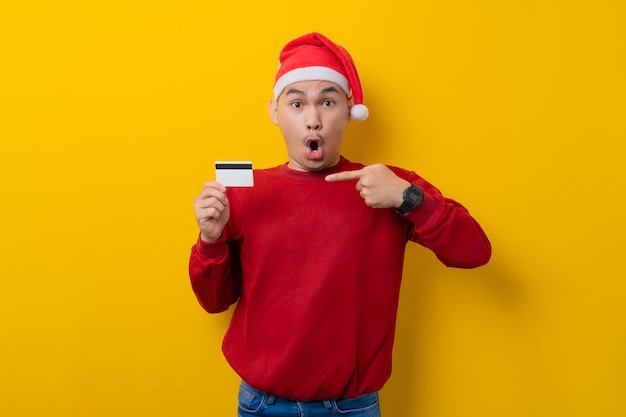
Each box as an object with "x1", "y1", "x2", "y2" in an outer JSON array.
[{"x1": 325, "y1": 169, "x2": 365, "y2": 182}]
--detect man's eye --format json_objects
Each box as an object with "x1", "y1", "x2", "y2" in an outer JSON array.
[
  {"x1": 323, "y1": 100, "x2": 334, "y2": 106},
  {"x1": 291, "y1": 102, "x2": 302, "y2": 108}
]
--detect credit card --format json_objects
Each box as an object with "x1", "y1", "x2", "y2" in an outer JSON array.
[{"x1": 215, "y1": 161, "x2": 254, "y2": 187}]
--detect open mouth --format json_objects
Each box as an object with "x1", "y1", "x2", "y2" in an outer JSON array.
[
  {"x1": 306, "y1": 137, "x2": 322, "y2": 151},
  {"x1": 305, "y1": 137, "x2": 323, "y2": 159}
]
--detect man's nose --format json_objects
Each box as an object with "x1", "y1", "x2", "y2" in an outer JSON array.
[{"x1": 305, "y1": 108, "x2": 322, "y2": 130}]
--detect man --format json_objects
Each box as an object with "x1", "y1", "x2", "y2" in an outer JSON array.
[{"x1": 189, "y1": 32, "x2": 491, "y2": 417}]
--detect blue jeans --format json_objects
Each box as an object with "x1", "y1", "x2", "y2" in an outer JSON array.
[{"x1": 238, "y1": 381, "x2": 381, "y2": 417}]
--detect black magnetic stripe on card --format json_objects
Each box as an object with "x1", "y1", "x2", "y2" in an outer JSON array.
[{"x1": 215, "y1": 163, "x2": 252, "y2": 170}]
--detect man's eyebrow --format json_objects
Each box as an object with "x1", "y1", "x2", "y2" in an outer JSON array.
[
  {"x1": 320, "y1": 86, "x2": 341, "y2": 95},
  {"x1": 285, "y1": 88, "x2": 305, "y2": 96}
]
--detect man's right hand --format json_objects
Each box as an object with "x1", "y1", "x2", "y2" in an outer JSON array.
[{"x1": 193, "y1": 181, "x2": 230, "y2": 242}]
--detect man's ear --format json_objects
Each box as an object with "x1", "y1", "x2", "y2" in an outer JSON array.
[
  {"x1": 347, "y1": 95, "x2": 355, "y2": 120},
  {"x1": 268, "y1": 99, "x2": 278, "y2": 125}
]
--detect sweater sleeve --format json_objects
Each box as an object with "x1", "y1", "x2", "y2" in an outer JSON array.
[
  {"x1": 402, "y1": 172, "x2": 492, "y2": 268},
  {"x1": 188, "y1": 231, "x2": 242, "y2": 313}
]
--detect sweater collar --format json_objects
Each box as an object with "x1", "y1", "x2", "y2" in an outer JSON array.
[{"x1": 277, "y1": 156, "x2": 352, "y2": 182}]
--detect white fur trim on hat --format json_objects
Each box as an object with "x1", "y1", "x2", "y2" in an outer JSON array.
[
  {"x1": 350, "y1": 104, "x2": 369, "y2": 121},
  {"x1": 273, "y1": 66, "x2": 350, "y2": 99}
]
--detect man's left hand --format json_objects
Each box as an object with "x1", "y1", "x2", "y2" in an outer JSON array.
[{"x1": 325, "y1": 164, "x2": 410, "y2": 209}]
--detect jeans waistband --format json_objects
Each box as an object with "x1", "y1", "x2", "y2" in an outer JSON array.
[{"x1": 241, "y1": 381, "x2": 333, "y2": 408}]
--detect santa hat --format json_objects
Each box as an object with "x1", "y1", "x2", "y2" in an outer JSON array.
[{"x1": 273, "y1": 32, "x2": 369, "y2": 121}]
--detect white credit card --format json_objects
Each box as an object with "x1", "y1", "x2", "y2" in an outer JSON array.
[{"x1": 215, "y1": 161, "x2": 254, "y2": 187}]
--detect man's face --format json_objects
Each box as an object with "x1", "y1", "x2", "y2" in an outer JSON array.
[{"x1": 269, "y1": 80, "x2": 352, "y2": 172}]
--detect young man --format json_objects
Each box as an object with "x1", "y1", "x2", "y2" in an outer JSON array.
[{"x1": 189, "y1": 32, "x2": 491, "y2": 417}]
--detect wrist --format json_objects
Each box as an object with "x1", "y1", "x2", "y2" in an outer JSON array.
[
  {"x1": 200, "y1": 231, "x2": 222, "y2": 243},
  {"x1": 395, "y1": 183, "x2": 424, "y2": 215}
]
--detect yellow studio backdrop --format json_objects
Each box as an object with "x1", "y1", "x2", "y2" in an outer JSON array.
[{"x1": 1, "y1": 1, "x2": 624, "y2": 416}]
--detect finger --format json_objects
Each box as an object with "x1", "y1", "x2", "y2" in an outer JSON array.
[
  {"x1": 325, "y1": 169, "x2": 365, "y2": 182},
  {"x1": 197, "y1": 188, "x2": 228, "y2": 206},
  {"x1": 196, "y1": 196, "x2": 226, "y2": 211},
  {"x1": 202, "y1": 206, "x2": 223, "y2": 220},
  {"x1": 202, "y1": 181, "x2": 227, "y2": 193},
  {"x1": 197, "y1": 204, "x2": 225, "y2": 222}
]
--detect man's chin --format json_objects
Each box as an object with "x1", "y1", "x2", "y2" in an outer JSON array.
[{"x1": 289, "y1": 157, "x2": 338, "y2": 172}]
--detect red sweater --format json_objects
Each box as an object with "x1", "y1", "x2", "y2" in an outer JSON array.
[{"x1": 189, "y1": 157, "x2": 491, "y2": 400}]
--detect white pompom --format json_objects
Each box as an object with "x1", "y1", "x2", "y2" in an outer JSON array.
[{"x1": 351, "y1": 104, "x2": 369, "y2": 121}]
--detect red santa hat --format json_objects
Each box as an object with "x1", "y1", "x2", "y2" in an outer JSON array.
[{"x1": 273, "y1": 32, "x2": 369, "y2": 121}]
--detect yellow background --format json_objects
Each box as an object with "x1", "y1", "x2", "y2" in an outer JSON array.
[{"x1": 1, "y1": 1, "x2": 625, "y2": 416}]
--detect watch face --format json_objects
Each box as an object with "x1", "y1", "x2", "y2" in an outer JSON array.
[
  {"x1": 397, "y1": 185, "x2": 423, "y2": 214},
  {"x1": 407, "y1": 189, "x2": 422, "y2": 204}
]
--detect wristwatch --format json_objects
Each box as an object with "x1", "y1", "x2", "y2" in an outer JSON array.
[{"x1": 395, "y1": 183, "x2": 424, "y2": 215}]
